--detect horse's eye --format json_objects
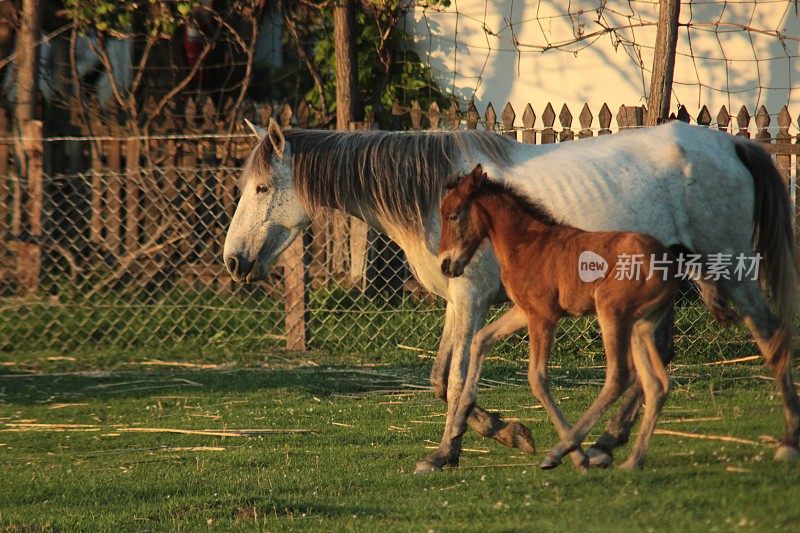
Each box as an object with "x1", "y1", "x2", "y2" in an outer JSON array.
[
  {"x1": 448, "y1": 213, "x2": 459, "y2": 221},
  {"x1": 255, "y1": 184, "x2": 269, "y2": 194}
]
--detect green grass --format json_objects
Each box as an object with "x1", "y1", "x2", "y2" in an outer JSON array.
[{"x1": 2, "y1": 350, "x2": 800, "y2": 531}]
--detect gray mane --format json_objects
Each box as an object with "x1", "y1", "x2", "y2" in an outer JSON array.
[{"x1": 244, "y1": 129, "x2": 517, "y2": 237}]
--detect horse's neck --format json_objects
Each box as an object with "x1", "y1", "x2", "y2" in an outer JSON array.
[{"x1": 475, "y1": 192, "x2": 559, "y2": 261}]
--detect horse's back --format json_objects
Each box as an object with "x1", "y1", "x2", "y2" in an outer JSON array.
[{"x1": 494, "y1": 122, "x2": 755, "y2": 252}]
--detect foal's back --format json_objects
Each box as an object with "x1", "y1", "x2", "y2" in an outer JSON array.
[{"x1": 477, "y1": 188, "x2": 676, "y2": 323}]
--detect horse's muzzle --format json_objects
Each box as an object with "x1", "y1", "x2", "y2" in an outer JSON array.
[{"x1": 225, "y1": 253, "x2": 254, "y2": 283}]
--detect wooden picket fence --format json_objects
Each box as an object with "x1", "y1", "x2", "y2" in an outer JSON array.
[{"x1": 1, "y1": 97, "x2": 799, "y2": 352}]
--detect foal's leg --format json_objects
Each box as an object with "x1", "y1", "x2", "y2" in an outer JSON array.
[
  {"x1": 415, "y1": 291, "x2": 489, "y2": 473},
  {"x1": 618, "y1": 319, "x2": 670, "y2": 470},
  {"x1": 723, "y1": 278, "x2": 800, "y2": 460},
  {"x1": 541, "y1": 310, "x2": 632, "y2": 469},
  {"x1": 587, "y1": 305, "x2": 675, "y2": 467},
  {"x1": 527, "y1": 318, "x2": 589, "y2": 470}
]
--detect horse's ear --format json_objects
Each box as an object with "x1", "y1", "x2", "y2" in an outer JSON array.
[
  {"x1": 267, "y1": 118, "x2": 286, "y2": 159},
  {"x1": 244, "y1": 118, "x2": 267, "y2": 138}
]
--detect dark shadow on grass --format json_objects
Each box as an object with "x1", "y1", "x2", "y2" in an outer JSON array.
[
  {"x1": 0, "y1": 364, "x2": 434, "y2": 405},
  {"x1": 0, "y1": 356, "x2": 769, "y2": 406}
]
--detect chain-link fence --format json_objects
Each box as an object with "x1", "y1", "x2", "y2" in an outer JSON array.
[
  {"x1": 0, "y1": 165, "x2": 759, "y2": 362},
  {"x1": 4, "y1": 99, "x2": 795, "y2": 363}
]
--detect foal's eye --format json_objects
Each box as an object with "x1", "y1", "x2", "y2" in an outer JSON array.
[{"x1": 255, "y1": 184, "x2": 269, "y2": 194}]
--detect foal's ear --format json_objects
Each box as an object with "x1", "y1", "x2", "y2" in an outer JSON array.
[
  {"x1": 465, "y1": 163, "x2": 486, "y2": 192},
  {"x1": 267, "y1": 118, "x2": 286, "y2": 159}
]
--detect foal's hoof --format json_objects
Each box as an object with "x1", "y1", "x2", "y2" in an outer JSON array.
[
  {"x1": 539, "y1": 452, "x2": 562, "y2": 470},
  {"x1": 774, "y1": 444, "x2": 800, "y2": 462},
  {"x1": 414, "y1": 453, "x2": 458, "y2": 474},
  {"x1": 587, "y1": 445, "x2": 614, "y2": 468},
  {"x1": 617, "y1": 457, "x2": 645, "y2": 471}
]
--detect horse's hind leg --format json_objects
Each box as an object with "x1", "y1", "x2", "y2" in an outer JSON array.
[
  {"x1": 618, "y1": 317, "x2": 670, "y2": 470},
  {"x1": 587, "y1": 306, "x2": 675, "y2": 467},
  {"x1": 541, "y1": 309, "x2": 631, "y2": 469},
  {"x1": 723, "y1": 278, "x2": 800, "y2": 459},
  {"x1": 462, "y1": 305, "x2": 535, "y2": 454}
]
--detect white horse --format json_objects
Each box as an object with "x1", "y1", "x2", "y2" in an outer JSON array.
[{"x1": 223, "y1": 119, "x2": 798, "y2": 473}]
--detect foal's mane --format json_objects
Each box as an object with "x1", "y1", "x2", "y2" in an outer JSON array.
[
  {"x1": 244, "y1": 129, "x2": 516, "y2": 237},
  {"x1": 477, "y1": 179, "x2": 562, "y2": 227}
]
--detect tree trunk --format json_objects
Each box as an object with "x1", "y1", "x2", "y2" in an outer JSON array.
[
  {"x1": 333, "y1": 0, "x2": 359, "y2": 130},
  {"x1": 16, "y1": 0, "x2": 40, "y2": 128},
  {"x1": 646, "y1": 0, "x2": 681, "y2": 126}
]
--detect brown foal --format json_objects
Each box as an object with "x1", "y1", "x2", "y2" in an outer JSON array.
[{"x1": 438, "y1": 165, "x2": 677, "y2": 470}]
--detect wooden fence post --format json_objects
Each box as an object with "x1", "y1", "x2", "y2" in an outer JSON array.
[
  {"x1": 89, "y1": 101, "x2": 104, "y2": 246},
  {"x1": 16, "y1": 120, "x2": 43, "y2": 294},
  {"x1": 106, "y1": 117, "x2": 123, "y2": 257},
  {"x1": 774, "y1": 106, "x2": 791, "y2": 187},
  {"x1": 0, "y1": 109, "x2": 8, "y2": 241},
  {"x1": 349, "y1": 121, "x2": 371, "y2": 291},
  {"x1": 617, "y1": 105, "x2": 644, "y2": 130},
  {"x1": 521, "y1": 104, "x2": 536, "y2": 144},
  {"x1": 280, "y1": 232, "x2": 308, "y2": 351},
  {"x1": 280, "y1": 116, "x2": 309, "y2": 351},
  {"x1": 125, "y1": 138, "x2": 140, "y2": 253},
  {"x1": 646, "y1": 0, "x2": 681, "y2": 125},
  {"x1": 501, "y1": 102, "x2": 517, "y2": 140},
  {"x1": 540, "y1": 104, "x2": 556, "y2": 144}
]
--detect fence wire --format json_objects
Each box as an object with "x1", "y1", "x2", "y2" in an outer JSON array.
[{"x1": 0, "y1": 161, "x2": 760, "y2": 364}]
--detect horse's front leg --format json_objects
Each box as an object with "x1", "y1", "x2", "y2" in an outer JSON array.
[
  {"x1": 415, "y1": 289, "x2": 488, "y2": 473},
  {"x1": 430, "y1": 302, "x2": 455, "y2": 402},
  {"x1": 462, "y1": 305, "x2": 535, "y2": 454}
]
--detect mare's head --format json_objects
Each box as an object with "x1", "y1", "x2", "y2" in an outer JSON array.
[
  {"x1": 223, "y1": 119, "x2": 310, "y2": 283},
  {"x1": 438, "y1": 164, "x2": 488, "y2": 278}
]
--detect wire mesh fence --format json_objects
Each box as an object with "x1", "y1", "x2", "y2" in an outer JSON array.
[{"x1": 2, "y1": 98, "x2": 796, "y2": 362}]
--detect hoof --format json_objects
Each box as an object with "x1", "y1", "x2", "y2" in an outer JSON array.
[
  {"x1": 587, "y1": 445, "x2": 614, "y2": 468},
  {"x1": 539, "y1": 452, "x2": 562, "y2": 470},
  {"x1": 617, "y1": 459, "x2": 644, "y2": 471},
  {"x1": 774, "y1": 444, "x2": 800, "y2": 461},
  {"x1": 414, "y1": 453, "x2": 458, "y2": 474},
  {"x1": 414, "y1": 459, "x2": 438, "y2": 474},
  {"x1": 500, "y1": 421, "x2": 536, "y2": 455},
  {"x1": 574, "y1": 454, "x2": 590, "y2": 472}
]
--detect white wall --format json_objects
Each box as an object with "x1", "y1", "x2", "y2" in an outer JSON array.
[{"x1": 407, "y1": 1, "x2": 800, "y2": 132}]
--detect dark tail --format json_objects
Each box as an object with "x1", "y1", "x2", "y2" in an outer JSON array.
[{"x1": 735, "y1": 141, "x2": 797, "y2": 329}]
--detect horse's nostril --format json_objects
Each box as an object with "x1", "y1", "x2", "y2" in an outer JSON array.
[
  {"x1": 441, "y1": 258, "x2": 451, "y2": 276},
  {"x1": 226, "y1": 255, "x2": 239, "y2": 276}
]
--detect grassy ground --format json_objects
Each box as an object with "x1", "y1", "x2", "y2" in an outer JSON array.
[{"x1": 2, "y1": 349, "x2": 800, "y2": 531}]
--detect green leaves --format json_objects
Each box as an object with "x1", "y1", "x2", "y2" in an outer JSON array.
[
  {"x1": 64, "y1": 0, "x2": 202, "y2": 37},
  {"x1": 299, "y1": 2, "x2": 449, "y2": 124}
]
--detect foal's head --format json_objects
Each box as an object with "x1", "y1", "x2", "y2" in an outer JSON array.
[{"x1": 438, "y1": 164, "x2": 487, "y2": 278}]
